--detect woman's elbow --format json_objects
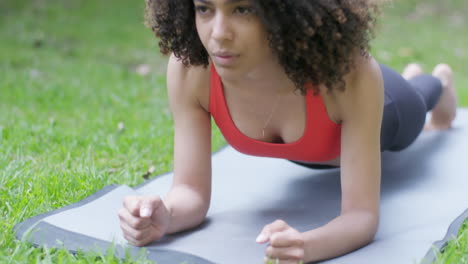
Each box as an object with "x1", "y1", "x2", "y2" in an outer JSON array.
[{"x1": 362, "y1": 211, "x2": 380, "y2": 244}]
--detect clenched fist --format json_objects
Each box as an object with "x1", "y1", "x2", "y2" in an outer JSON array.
[
  {"x1": 257, "y1": 220, "x2": 305, "y2": 264},
  {"x1": 118, "y1": 195, "x2": 170, "y2": 246}
]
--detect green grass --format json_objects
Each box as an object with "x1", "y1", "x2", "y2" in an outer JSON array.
[
  {"x1": 432, "y1": 219, "x2": 468, "y2": 264},
  {"x1": 0, "y1": 0, "x2": 467, "y2": 263},
  {"x1": 372, "y1": 0, "x2": 468, "y2": 105}
]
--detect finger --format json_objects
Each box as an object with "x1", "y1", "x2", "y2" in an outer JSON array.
[
  {"x1": 266, "y1": 245, "x2": 305, "y2": 262},
  {"x1": 122, "y1": 231, "x2": 140, "y2": 246},
  {"x1": 120, "y1": 219, "x2": 147, "y2": 244},
  {"x1": 270, "y1": 229, "x2": 304, "y2": 248},
  {"x1": 148, "y1": 197, "x2": 170, "y2": 233},
  {"x1": 123, "y1": 230, "x2": 154, "y2": 247},
  {"x1": 257, "y1": 219, "x2": 289, "y2": 243},
  {"x1": 281, "y1": 260, "x2": 301, "y2": 264},
  {"x1": 263, "y1": 256, "x2": 300, "y2": 264},
  {"x1": 123, "y1": 196, "x2": 142, "y2": 216},
  {"x1": 120, "y1": 218, "x2": 151, "y2": 241},
  {"x1": 118, "y1": 207, "x2": 152, "y2": 229},
  {"x1": 140, "y1": 196, "x2": 163, "y2": 218},
  {"x1": 120, "y1": 220, "x2": 161, "y2": 246}
]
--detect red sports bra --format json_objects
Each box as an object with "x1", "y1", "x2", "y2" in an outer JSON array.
[{"x1": 209, "y1": 64, "x2": 341, "y2": 162}]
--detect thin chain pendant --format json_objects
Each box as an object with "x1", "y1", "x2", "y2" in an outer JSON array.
[{"x1": 261, "y1": 93, "x2": 282, "y2": 140}]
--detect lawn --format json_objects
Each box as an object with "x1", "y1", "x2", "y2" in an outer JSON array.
[{"x1": 0, "y1": 0, "x2": 467, "y2": 263}]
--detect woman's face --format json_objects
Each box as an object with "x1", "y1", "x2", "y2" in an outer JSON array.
[{"x1": 194, "y1": 0, "x2": 274, "y2": 79}]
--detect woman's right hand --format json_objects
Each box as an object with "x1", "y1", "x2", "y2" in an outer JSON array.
[{"x1": 118, "y1": 195, "x2": 170, "y2": 246}]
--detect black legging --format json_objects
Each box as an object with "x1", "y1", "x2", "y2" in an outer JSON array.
[
  {"x1": 292, "y1": 64, "x2": 442, "y2": 169},
  {"x1": 380, "y1": 64, "x2": 442, "y2": 151}
]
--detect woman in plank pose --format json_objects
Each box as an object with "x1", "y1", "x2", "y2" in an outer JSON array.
[{"x1": 118, "y1": 0, "x2": 458, "y2": 263}]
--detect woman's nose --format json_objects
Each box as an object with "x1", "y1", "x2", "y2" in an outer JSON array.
[{"x1": 211, "y1": 14, "x2": 233, "y2": 42}]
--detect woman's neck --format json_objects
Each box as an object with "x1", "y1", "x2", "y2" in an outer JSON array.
[{"x1": 218, "y1": 57, "x2": 296, "y2": 95}]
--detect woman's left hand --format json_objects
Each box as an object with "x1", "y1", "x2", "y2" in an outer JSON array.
[{"x1": 256, "y1": 220, "x2": 305, "y2": 264}]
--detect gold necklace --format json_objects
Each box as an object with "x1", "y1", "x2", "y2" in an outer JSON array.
[{"x1": 261, "y1": 92, "x2": 283, "y2": 139}]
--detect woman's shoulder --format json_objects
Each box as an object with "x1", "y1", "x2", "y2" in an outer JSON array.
[
  {"x1": 346, "y1": 55, "x2": 382, "y2": 88},
  {"x1": 326, "y1": 54, "x2": 384, "y2": 122},
  {"x1": 167, "y1": 54, "x2": 211, "y2": 112}
]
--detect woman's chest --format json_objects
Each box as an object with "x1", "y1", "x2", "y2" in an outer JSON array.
[
  {"x1": 224, "y1": 88, "x2": 341, "y2": 143},
  {"x1": 224, "y1": 88, "x2": 308, "y2": 144}
]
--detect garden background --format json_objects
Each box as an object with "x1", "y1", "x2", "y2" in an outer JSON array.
[{"x1": 0, "y1": 0, "x2": 467, "y2": 263}]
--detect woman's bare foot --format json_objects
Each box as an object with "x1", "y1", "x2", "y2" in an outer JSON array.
[
  {"x1": 402, "y1": 63, "x2": 424, "y2": 80},
  {"x1": 425, "y1": 64, "x2": 457, "y2": 130}
]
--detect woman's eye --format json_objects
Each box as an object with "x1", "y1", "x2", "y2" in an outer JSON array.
[
  {"x1": 195, "y1": 6, "x2": 210, "y2": 14},
  {"x1": 235, "y1": 6, "x2": 253, "y2": 15}
]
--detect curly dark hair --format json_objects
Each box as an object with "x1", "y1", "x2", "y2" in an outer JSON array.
[{"x1": 145, "y1": 0, "x2": 382, "y2": 94}]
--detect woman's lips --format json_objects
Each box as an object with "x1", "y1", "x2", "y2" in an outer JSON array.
[{"x1": 213, "y1": 53, "x2": 239, "y2": 67}]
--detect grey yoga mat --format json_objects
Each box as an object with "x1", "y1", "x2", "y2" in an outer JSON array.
[{"x1": 15, "y1": 109, "x2": 468, "y2": 264}]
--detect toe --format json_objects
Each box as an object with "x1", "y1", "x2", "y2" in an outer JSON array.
[
  {"x1": 402, "y1": 63, "x2": 424, "y2": 80},
  {"x1": 432, "y1": 63, "x2": 453, "y2": 88}
]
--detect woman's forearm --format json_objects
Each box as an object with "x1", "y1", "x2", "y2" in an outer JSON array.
[
  {"x1": 302, "y1": 211, "x2": 379, "y2": 263},
  {"x1": 163, "y1": 185, "x2": 210, "y2": 234}
]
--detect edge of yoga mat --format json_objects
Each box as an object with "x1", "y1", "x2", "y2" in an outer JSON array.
[
  {"x1": 14, "y1": 184, "x2": 120, "y2": 237},
  {"x1": 21, "y1": 221, "x2": 212, "y2": 264},
  {"x1": 13, "y1": 184, "x2": 214, "y2": 264},
  {"x1": 421, "y1": 208, "x2": 468, "y2": 264}
]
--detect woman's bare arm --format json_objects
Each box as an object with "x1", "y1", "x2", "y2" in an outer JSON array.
[
  {"x1": 118, "y1": 55, "x2": 212, "y2": 246},
  {"x1": 163, "y1": 55, "x2": 213, "y2": 234},
  {"x1": 301, "y1": 56, "x2": 384, "y2": 262}
]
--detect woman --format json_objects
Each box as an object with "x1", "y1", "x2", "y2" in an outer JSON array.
[{"x1": 118, "y1": 0, "x2": 458, "y2": 263}]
